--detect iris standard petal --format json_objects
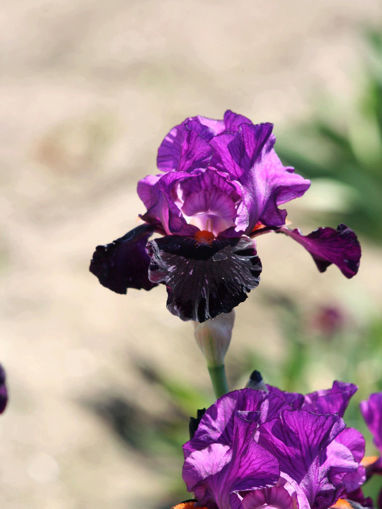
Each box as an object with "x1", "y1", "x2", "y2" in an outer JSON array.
[
  {"x1": 278, "y1": 224, "x2": 361, "y2": 278},
  {"x1": 157, "y1": 117, "x2": 214, "y2": 172},
  {"x1": 303, "y1": 381, "x2": 358, "y2": 417},
  {"x1": 90, "y1": 224, "x2": 157, "y2": 293},
  {"x1": 184, "y1": 389, "x2": 265, "y2": 458},
  {"x1": 183, "y1": 412, "x2": 279, "y2": 509},
  {"x1": 147, "y1": 235, "x2": 262, "y2": 322},
  {"x1": 258, "y1": 410, "x2": 347, "y2": 507}
]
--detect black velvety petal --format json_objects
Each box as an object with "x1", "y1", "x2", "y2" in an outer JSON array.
[
  {"x1": 90, "y1": 224, "x2": 157, "y2": 294},
  {"x1": 147, "y1": 235, "x2": 262, "y2": 322},
  {"x1": 0, "y1": 365, "x2": 8, "y2": 414}
]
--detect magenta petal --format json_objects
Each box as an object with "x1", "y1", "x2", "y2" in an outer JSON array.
[
  {"x1": 157, "y1": 118, "x2": 214, "y2": 172},
  {"x1": 279, "y1": 224, "x2": 361, "y2": 278},
  {"x1": 211, "y1": 125, "x2": 310, "y2": 229},
  {"x1": 303, "y1": 381, "x2": 358, "y2": 417},
  {"x1": 183, "y1": 410, "x2": 279, "y2": 509},
  {"x1": 247, "y1": 148, "x2": 310, "y2": 228},
  {"x1": 360, "y1": 392, "x2": 382, "y2": 452},
  {"x1": 223, "y1": 110, "x2": 253, "y2": 131},
  {"x1": 240, "y1": 485, "x2": 300, "y2": 509},
  {"x1": 184, "y1": 389, "x2": 266, "y2": 458},
  {"x1": 259, "y1": 410, "x2": 346, "y2": 507},
  {"x1": 326, "y1": 428, "x2": 366, "y2": 494},
  {"x1": 138, "y1": 172, "x2": 197, "y2": 236}
]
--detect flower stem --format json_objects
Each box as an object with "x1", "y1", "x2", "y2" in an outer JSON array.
[{"x1": 208, "y1": 364, "x2": 229, "y2": 399}]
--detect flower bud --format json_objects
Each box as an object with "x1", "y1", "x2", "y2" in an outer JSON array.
[{"x1": 193, "y1": 311, "x2": 235, "y2": 367}]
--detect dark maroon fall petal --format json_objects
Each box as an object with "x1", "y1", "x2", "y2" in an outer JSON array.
[
  {"x1": 90, "y1": 224, "x2": 157, "y2": 294},
  {"x1": 0, "y1": 365, "x2": 8, "y2": 414},
  {"x1": 147, "y1": 235, "x2": 262, "y2": 322},
  {"x1": 278, "y1": 224, "x2": 361, "y2": 278}
]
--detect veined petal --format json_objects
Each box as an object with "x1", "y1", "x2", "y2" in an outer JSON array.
[
  {"x1": 184, "y1": 389, "x2": 265, "y2": 458},
  {"x1": 183, "y1": 411, "x2": 279, "y2": 509},
  {"x1": 89, "y1": 224, "x2": 157, "y2": 293},
  {"x1": 240, "y1": 485, "x2": 301, "y2": 509},
  {"x1": 258, "y1": 410, "x2": 346, "y2": 507},
  {"x1": 157, "y1": 117, "x2": 214, "y2": 172},
  {"x1": 278, "y1": 224, "x2": 361, "y2": 278},
  {"x1": 303, "y1": 381, "x2": 358, "y2": 417},
  {"x1": 147, "y1": 235, "x2": 262, "y2": 322}
]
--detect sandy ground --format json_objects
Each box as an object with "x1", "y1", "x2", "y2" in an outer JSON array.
[{"x1": 1, "y1": 1, "x2": 382, "y2": 508}]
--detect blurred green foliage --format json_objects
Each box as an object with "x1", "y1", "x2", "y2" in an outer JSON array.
[{"x1": 278, "y1": 27, "x2": 382, "y2": 244}]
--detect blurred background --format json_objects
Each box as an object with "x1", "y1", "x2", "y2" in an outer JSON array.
[{"x1": 1, "y1": 1, "x2": 382, "y2": 507}]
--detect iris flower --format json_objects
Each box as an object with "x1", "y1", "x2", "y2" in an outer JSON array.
[
  {"x1": 180, "y1": 382, "x2": 366, "y2": 509},
  {"x1": 90, "y1": 111, "x2": 361, "y2": 322}
]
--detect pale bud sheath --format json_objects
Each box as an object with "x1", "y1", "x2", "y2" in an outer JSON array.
[{"x1": 193, "y1": 311, "x2": 235, "y2": 367}]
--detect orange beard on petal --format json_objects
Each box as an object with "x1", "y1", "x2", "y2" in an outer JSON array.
[
  {"x1": 172, "y1": 503, "x2": 207, "y2": 509},
  {"x1": 331, "y1": 500, "x2": 353, "y2": 509},
  {"x1": 194, "y1": 230, "x2": 215, "y2": 244},
  {"x1": 251, "y1": 221, "x2": 266, "y2": 233},
  {"x1": 361, "y1": 455, "x2": 379, "y2": 467}
]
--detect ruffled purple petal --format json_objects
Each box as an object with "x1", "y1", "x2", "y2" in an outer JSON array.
[
  {"x1": 147, "y1": 235, "x2": 262, "y2": 322},
  {"x1": 211, "y1": 125, "x2": 310, "y2": 229},
  {"x1": 183, "y1": 410, "x2": 279, "y2": 509},
  {"x1": 360, "y1": 392, "x2": 382, "y2": 452},
  {"x1": 138, "y1": 172, "x2": 198, "y2": 236},
  {"x1": 89, "y1": 224, "x2": 157, "y2": 293},
  {"x1": 325, "y1": 428, "x2": 366, "y2": 495},
  {"x1": 278, "y1": 224, "x2": 361, "y2": 278},
  {"x1": 223, "y1": 110, "x2": 253, "y2": 132},
  {"x1": 258, "y1": 409, "x2": 347, "y2": 507},
  {"x1": 303, "y1": 381, "x2": 358, "y2": 417},
  {"x1": 184, "y1": 389, "x2": 266, "y2": 458},
  {"x1": 0, "y1": 365, "x2": 8, "y2": 414},
  {"x1": 157, "y1": 117, "x2": 215, "y2": 172},
  {"x1": 240, "y1": 485, "x2": 301, "y2": 509}
]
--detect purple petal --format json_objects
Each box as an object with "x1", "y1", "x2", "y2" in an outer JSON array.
[
  {"x1": 0, "y1": 365, "x2": 7, "y2": 414},
  {"x1": 278, "y1": 224, "x2": 361, "y2": 278},
  {"x1": 183, "y1": 411, "x2": 279, "y2": 509},
  {"x1": 210, "y1": 123, "x2": 274, "y2": 179},
  {"x1": 240, "y1": 485, "x2": 300, "y2": 509},
  {"x1": 89, "y1": 224, "x2": 157, "y2": 293},
  {"x1": 175, "y1": 168, "x2": 248, "y2": 236},
  {"x1": 325, "y1": 428, "x2": 366, "y2": 495},
  {"x1": 184, "y1": 389, "x2": 266, "y2": 458},
  {"x1": 360, "y1": 392, "x2": 382, "y2": 452},
  {"x1": 138, "y1": 172, "x2": 198, "y2": 236},
  {"x1": 147, "y1": 235, "x2": 262, "y2": 322},
  {"x1": 211, "y1": 126, "x2": 310, "y2": 229},
  {"x1": 157, "y1": 117, "x2": 214, "y2": 172},
  {"x1": 258, "y1": 410, "x2": 346, "y2": 506},
  {"x1": 303, "y1": 381, "x2": 358, "y2": 417},
  {"x1": 223, "y1": 110, "x2": 253, "y2": 132}
]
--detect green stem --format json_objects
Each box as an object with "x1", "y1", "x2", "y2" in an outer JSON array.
[{"x1": 208, "y1": 364, "x2": 229, "y2": 399}]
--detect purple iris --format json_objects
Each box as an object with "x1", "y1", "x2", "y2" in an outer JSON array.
[
  {"x1": 182, "y1": 382, "x2": 366, "y2": 509},
  {"x1": 90, "y1": 111, "x2": 361, "y2": 322}
]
